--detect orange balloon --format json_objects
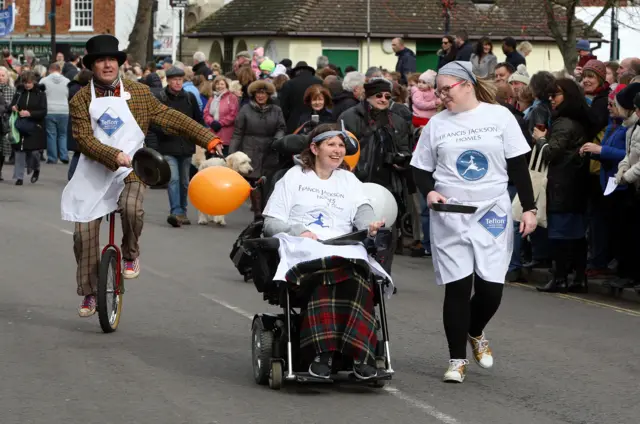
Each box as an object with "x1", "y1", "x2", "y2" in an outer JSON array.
[
  {"x1": 188, "y1": 166, "x2": 251, "y2": 215},
  {"x1": 343, "y1": 131, "x2": 360, "y2": 171}
]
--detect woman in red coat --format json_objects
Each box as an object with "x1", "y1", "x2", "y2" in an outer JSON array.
[{"x1": 204, "y1": 76, "x2": 240, "y2": 155}]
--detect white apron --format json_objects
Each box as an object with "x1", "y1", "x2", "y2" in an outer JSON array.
[
  {"x1": 61, "y1": 80, "x2": 145, "y2": 223},
  {"x1": 272, "y1": 233, "x2": 395, "y2": 299},
  {"x1": 430, "y1": 193, "x2": 513, "y2": 285}
]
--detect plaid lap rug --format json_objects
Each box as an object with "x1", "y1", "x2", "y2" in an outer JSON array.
[{"x1": 285, "y1": 256, "x2": 378, "y2": 365}]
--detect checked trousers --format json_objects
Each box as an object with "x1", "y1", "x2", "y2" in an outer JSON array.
[{"x1": 73, "y1": 181, "x2": 145, "y2": 296}]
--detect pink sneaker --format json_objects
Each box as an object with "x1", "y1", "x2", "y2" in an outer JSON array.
[
  {"x1": 123, "y1": 258, "x2": 140, "y2": 279},
  {"x1": 78, "y1": 295, "x2": 96, "y2": 317}
]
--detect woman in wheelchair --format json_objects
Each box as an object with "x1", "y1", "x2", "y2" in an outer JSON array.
[{"x1": 262, "y1": 123, "x2": 386, "y2": 380}]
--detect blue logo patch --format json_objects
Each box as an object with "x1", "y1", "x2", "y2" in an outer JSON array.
[
  {"x1": 307, "y1": 212, "x2": 330, "y2": 228},
  {"x1": 97, "y1": 108, "x2": 124, "y2": 137},
  {"x1": 478, "y1": 207, "x2": 507, "y2": 238},
  {"x1": 456, "y1": 150, "x2": 488, "y2": 181}
]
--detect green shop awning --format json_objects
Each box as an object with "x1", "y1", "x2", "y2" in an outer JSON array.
[{"x1": 0, "y1": 37, "x2": 89, "y2": 58}]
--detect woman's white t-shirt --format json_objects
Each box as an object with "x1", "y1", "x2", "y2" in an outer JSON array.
[
  {"x1": 410, "y1": 102, "x2": 530, "y2": 201},
  {"x1": 263, "y1": 165, "x2": 369, "y2": 240}
]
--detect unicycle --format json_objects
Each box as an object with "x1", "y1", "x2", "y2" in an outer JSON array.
[{"x1": 96, "y1": 211, "x2": 124, "y2": 333}]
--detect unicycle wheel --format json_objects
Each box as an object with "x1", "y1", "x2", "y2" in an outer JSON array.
[{"x1": 97, "y1": 248, "x2": 123, "y2": 333}]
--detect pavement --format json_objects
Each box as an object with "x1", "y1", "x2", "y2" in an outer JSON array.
[{"x1": 1, "y1": 162, "x2": 640, "y2": 424}]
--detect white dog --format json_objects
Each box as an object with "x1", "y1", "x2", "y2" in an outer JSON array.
[{"x1": 192, "y1": 148, "x2": 253, "y2": 226}]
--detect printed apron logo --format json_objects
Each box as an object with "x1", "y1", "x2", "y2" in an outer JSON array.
[
  {"x1": 97, "y1": 108, "x2": 124, "y2": 137},
  {"x1": 306, "y1": 210, "x2": 332, "y2": 229},
  {"x1": 456, "y1": 150, "x2": 488, "y2": 181},
  {"x1": 478, "y1": 205, "x2": 508, "y2": 238}
]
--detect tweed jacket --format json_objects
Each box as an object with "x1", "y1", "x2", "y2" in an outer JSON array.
[{"x1": 70, "y1": 78, "x2": 217, "y2": 183}]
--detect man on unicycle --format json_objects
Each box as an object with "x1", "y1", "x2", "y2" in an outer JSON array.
[{"x1": 61, "y1": 35, "x2": 222, "y2": 317}]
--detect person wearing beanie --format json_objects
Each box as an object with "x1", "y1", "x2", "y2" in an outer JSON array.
[
  {"x1": 575, "y1": 39, "x2": 597, "y2": 72},
  {"x1": 258, "y1": 59, "x2": 276, "y2": 79},
  {"x1": 607, "y1": 83, "x2": 640, "y2": 291},
  {"x1": 507, "y1": 64, "x2": 530, "y2": 100},
  {"x1": 410, "y1": 60, "x2": 536, "y2": 384},
  {"x1": 580, "y1": 58, "x2": 612, "y2": 277},
  {"x1": 411, "y1": 70, "x2": 440, "y2": 127}
]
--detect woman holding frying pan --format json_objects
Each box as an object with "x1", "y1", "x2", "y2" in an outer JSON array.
[{"x1": 409, "y1": 61, "x2": 537, "y2": 384}]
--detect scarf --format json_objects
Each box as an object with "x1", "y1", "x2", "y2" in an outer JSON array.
[
  {"x1": 209, "y1": 90, "x2": 225, "y2": 120},
  {"x1": 93, "y1": 78, "x2": 120, "y2": 97},
  {"x1": 523, "y1": 98, "x2": 541, "y2": 120}
]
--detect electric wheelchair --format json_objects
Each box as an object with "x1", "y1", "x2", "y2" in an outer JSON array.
[{"x1": 229, "y1": 135, "x2": 396, "y2": 390}]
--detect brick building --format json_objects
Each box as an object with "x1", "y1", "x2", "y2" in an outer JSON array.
[{"x1": 0, "y1": 0, "x2": 115, "y2": 62}]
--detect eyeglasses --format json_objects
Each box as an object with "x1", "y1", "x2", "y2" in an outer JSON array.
[
  {"x1": 442, "y1": 41, "x2": 450, "y2": 45},
  {"x1": 435, "y1": 80, "x2": 465, "y2": 97},
  {"x1": 375, "y1": 93, "x2": 392, "y2": 100}
]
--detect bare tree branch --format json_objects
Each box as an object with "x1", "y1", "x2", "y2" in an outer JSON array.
[{"x1": 584, "y1": 0, "x2": 616, "y2": 34}]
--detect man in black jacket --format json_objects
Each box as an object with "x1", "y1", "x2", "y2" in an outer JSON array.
[
  {"x1": 278, "y1": 61, "x2": 323, "y2": 133},
  {"x1": 147, "y1": 66, "x2": 204, "y2": 227}
]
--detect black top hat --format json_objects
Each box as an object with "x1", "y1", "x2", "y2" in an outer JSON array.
[{"x1": 82, "y1": 35, "x2": 127, "y2": 69}]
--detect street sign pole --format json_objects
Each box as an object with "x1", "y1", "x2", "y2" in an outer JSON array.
[
  {"x1": 169, "y1": 0, "x2": 187, "y2": 63},
  {"x1": 50, "y1": 0, "x2": 56, "y2": 62}
]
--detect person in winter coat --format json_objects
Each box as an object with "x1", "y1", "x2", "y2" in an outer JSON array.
[
  {"x1": 582, "y1": 83, "x2": 638, "y2": 289},
  {"x1": 203, "y1": 75, "x2": 239, "y2": 155},
  {"x1": 470, "y1": 37, "x2": 498, "y2": 79},
  {"x1": 66, "y1": 69, "x2": 93, "y2": 180},
  {"x1": 339, "y1": 78, "x2": 412, "y2": 272},
  {"x1": 278, "y1": 61, "x2": 323, "y2": 133},
  {"x1": 0, "y1": 66, "x2": 14, "y2": 181},
  {"x1": 523, "y1": 72, "x2": 555, "y2": 137},
  {"x1": 229, "y1": 80, "x2": 286, "y2": 217},
  {"x1": 237, "y1": 65, "x2": 256, "y2": 108},
  {"x1": 392, "y1": 38, "x2": 416, "y2": 85},
  {"x1": 146, "y1": 67, "x2": 205, "y2": 227},
  {"x1": 295, "y1": 84, "x2": 334, "y2": 134},
  {"x1": 10, "y1": 71, "x2": 47, "y2": 185},
  {"x1": 533, "y1": 78, "x2": 591, "y2": 294},
  {"x1": 410, "y1": 70, "x2": 440, "y2": 127},
  {"x1": 454, "y1": 30, "x2": 474, "y2": 61},
  {"x1": 580, "y1": 59, "x2": 612, "y2": 277},
  {"x1": 332, "y1": 71, "x2": 365, "y2": 120}
]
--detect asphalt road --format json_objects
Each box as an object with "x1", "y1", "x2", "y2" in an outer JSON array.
[{"x1": 1, "y1": 163, "x2": 639, "y2": 424}]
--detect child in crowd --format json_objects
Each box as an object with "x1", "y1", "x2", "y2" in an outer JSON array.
[{"x1": 410, "y1": 70, "x2": 440, "y2": 128}]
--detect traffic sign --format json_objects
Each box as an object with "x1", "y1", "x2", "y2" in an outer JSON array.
[{"x1": 170, "y1": 0, "x2": 188, "y2": 7}]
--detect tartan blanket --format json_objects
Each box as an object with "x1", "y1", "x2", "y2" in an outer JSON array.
[{"x1": 289, "y1": 256, "x2": 378, "y2": 365}]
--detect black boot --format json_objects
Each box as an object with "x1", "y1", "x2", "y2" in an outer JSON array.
[{"x1": 537, "y1": 277, "x2": 568, "y2": 293}]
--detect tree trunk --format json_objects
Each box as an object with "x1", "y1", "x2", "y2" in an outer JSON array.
[{"x1": 125, "y1": 0, "x2": 155, "y2": 65}]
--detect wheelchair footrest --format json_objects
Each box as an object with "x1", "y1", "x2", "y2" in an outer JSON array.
[
  {"x1": 347, "y1": 371, "x2": 393, "y2": 382},
  {"x1": 295, "y1": 373, "x2": 334, "y2": 384}
]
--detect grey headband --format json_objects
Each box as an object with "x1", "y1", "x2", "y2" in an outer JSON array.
[{"x1": 437, "y1": 61, "x2": 477, "y2": 84}]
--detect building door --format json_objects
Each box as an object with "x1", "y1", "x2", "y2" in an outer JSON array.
[
  {"x1": 322, "y1": 49, "x2": 359, "y2": 74},
  {"x1": 416, "y1": 40, "x2": 441, "y2": 72}
]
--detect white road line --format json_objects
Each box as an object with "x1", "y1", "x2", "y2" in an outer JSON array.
[
  {"x1": 199, "y1": 292, "x2": 463, "y2": 424},
  {"x1": 59, "y1": 229, "x2": 74, "y2": 235},
  {"x1": 199, "y1": 293, "x2": 253, "y2": 319}
]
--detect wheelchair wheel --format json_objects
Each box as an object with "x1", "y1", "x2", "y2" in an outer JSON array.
[
  {"x1": 97, "y1": 248, "x2": 123, "y2": 333},
  {"x1": 400, "y1": 212, "x2": 413, "y2": 238},
  {"x1": 269, "y1": 361, "x2": 283, "y2": 390},
  {"x1": 251, "y1": 319, "x2": 274, "y2": 385}
]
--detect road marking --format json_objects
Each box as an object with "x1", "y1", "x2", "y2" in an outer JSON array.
[
  {"x1": 199, "y1": 292, "x2": 463, "y2": 424},
  {"x1": 59, "y1": 229, "x2": 74, "y2": 235},
  {"x1": 511, "y1": 283, "x2": 640, "y2": 317},
  {"x1": 199, "y1": 293, "x2": 253, "y2": 319}
]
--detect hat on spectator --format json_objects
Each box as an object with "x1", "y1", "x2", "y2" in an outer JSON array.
[
  {"x1": 364, "y1": 78, "x2": 393, "y2": 98},
  {"x1": 576, "y1": 39, "x2": 591, "y2": 51},
  {"x1": 236, "y1": 51, "x2": 251, "y2": 60},
  {"x1": 165, "y1": 66, "x2": 185, "y2": 79},
  {"x1": 583, "y1": 59, "x2": 606, "y2": 82},
  {"x1": 609, "y1": 83, "x2": 627, "y2": 101},
  {"x1": 508, "y1": 64, "x2": 530, "y2": 85},
  {"x1": 259, "y1": 59, "x2": 276, "y2": 74},
  {"x1": 616, "y1": 82, "x2": 640, "y2": 110},
  {"x1": 248, "y1": 80, "x2": 275, "y2": 96},
  {"x1": 419, "y1": 70, "x2": 437, "y2": 86}
]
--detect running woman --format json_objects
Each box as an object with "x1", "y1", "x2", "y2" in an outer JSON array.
[{"x1": 410, "y1": 61, "x2": 537, "y2": 383}]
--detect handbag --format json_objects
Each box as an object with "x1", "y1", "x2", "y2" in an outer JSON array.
[
  {"x1": 512, "y1": 144, "x2": 548, "y2": 228},
  {"x1": 8, "y1": 110, "x2": 20, "y2": 144}
]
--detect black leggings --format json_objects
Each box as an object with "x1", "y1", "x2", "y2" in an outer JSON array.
[{"x1": 443, "y1": 274, "x2": 504, "y2": 359}]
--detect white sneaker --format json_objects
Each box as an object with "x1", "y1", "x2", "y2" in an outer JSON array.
[
  {"x1": 443, "y1": 359, "x2": 469, "y2": 383},
  {"x1": 123, "y1": 258, "x2": 140, "y2": 279},
  {"x1": 468, "y1": 333, "x2": 494, "y2": 369}
]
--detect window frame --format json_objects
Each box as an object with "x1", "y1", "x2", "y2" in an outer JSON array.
[{"x1": 69, "y1": 0, "x2": 94, "y2": 32}]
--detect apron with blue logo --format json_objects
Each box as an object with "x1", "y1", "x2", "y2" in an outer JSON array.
[
  {"x1": 430, "y1": 146, "x2": 513, "y2": 286},
  {"x1": 61, "y1": 80, "x2": 145, "y2": 222}
]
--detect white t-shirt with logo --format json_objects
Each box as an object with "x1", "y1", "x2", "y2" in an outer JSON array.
[
  {"x1": 410, "y1": 102, "x2": 530, "y2": 202},
  {"x1": 263, "y1": 165, "x2": 369, "y2": 240}
]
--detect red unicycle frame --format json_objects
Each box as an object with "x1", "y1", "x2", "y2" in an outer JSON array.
[{"x1": 96, "y1": 211, "x2": 124, "y2": 333}]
